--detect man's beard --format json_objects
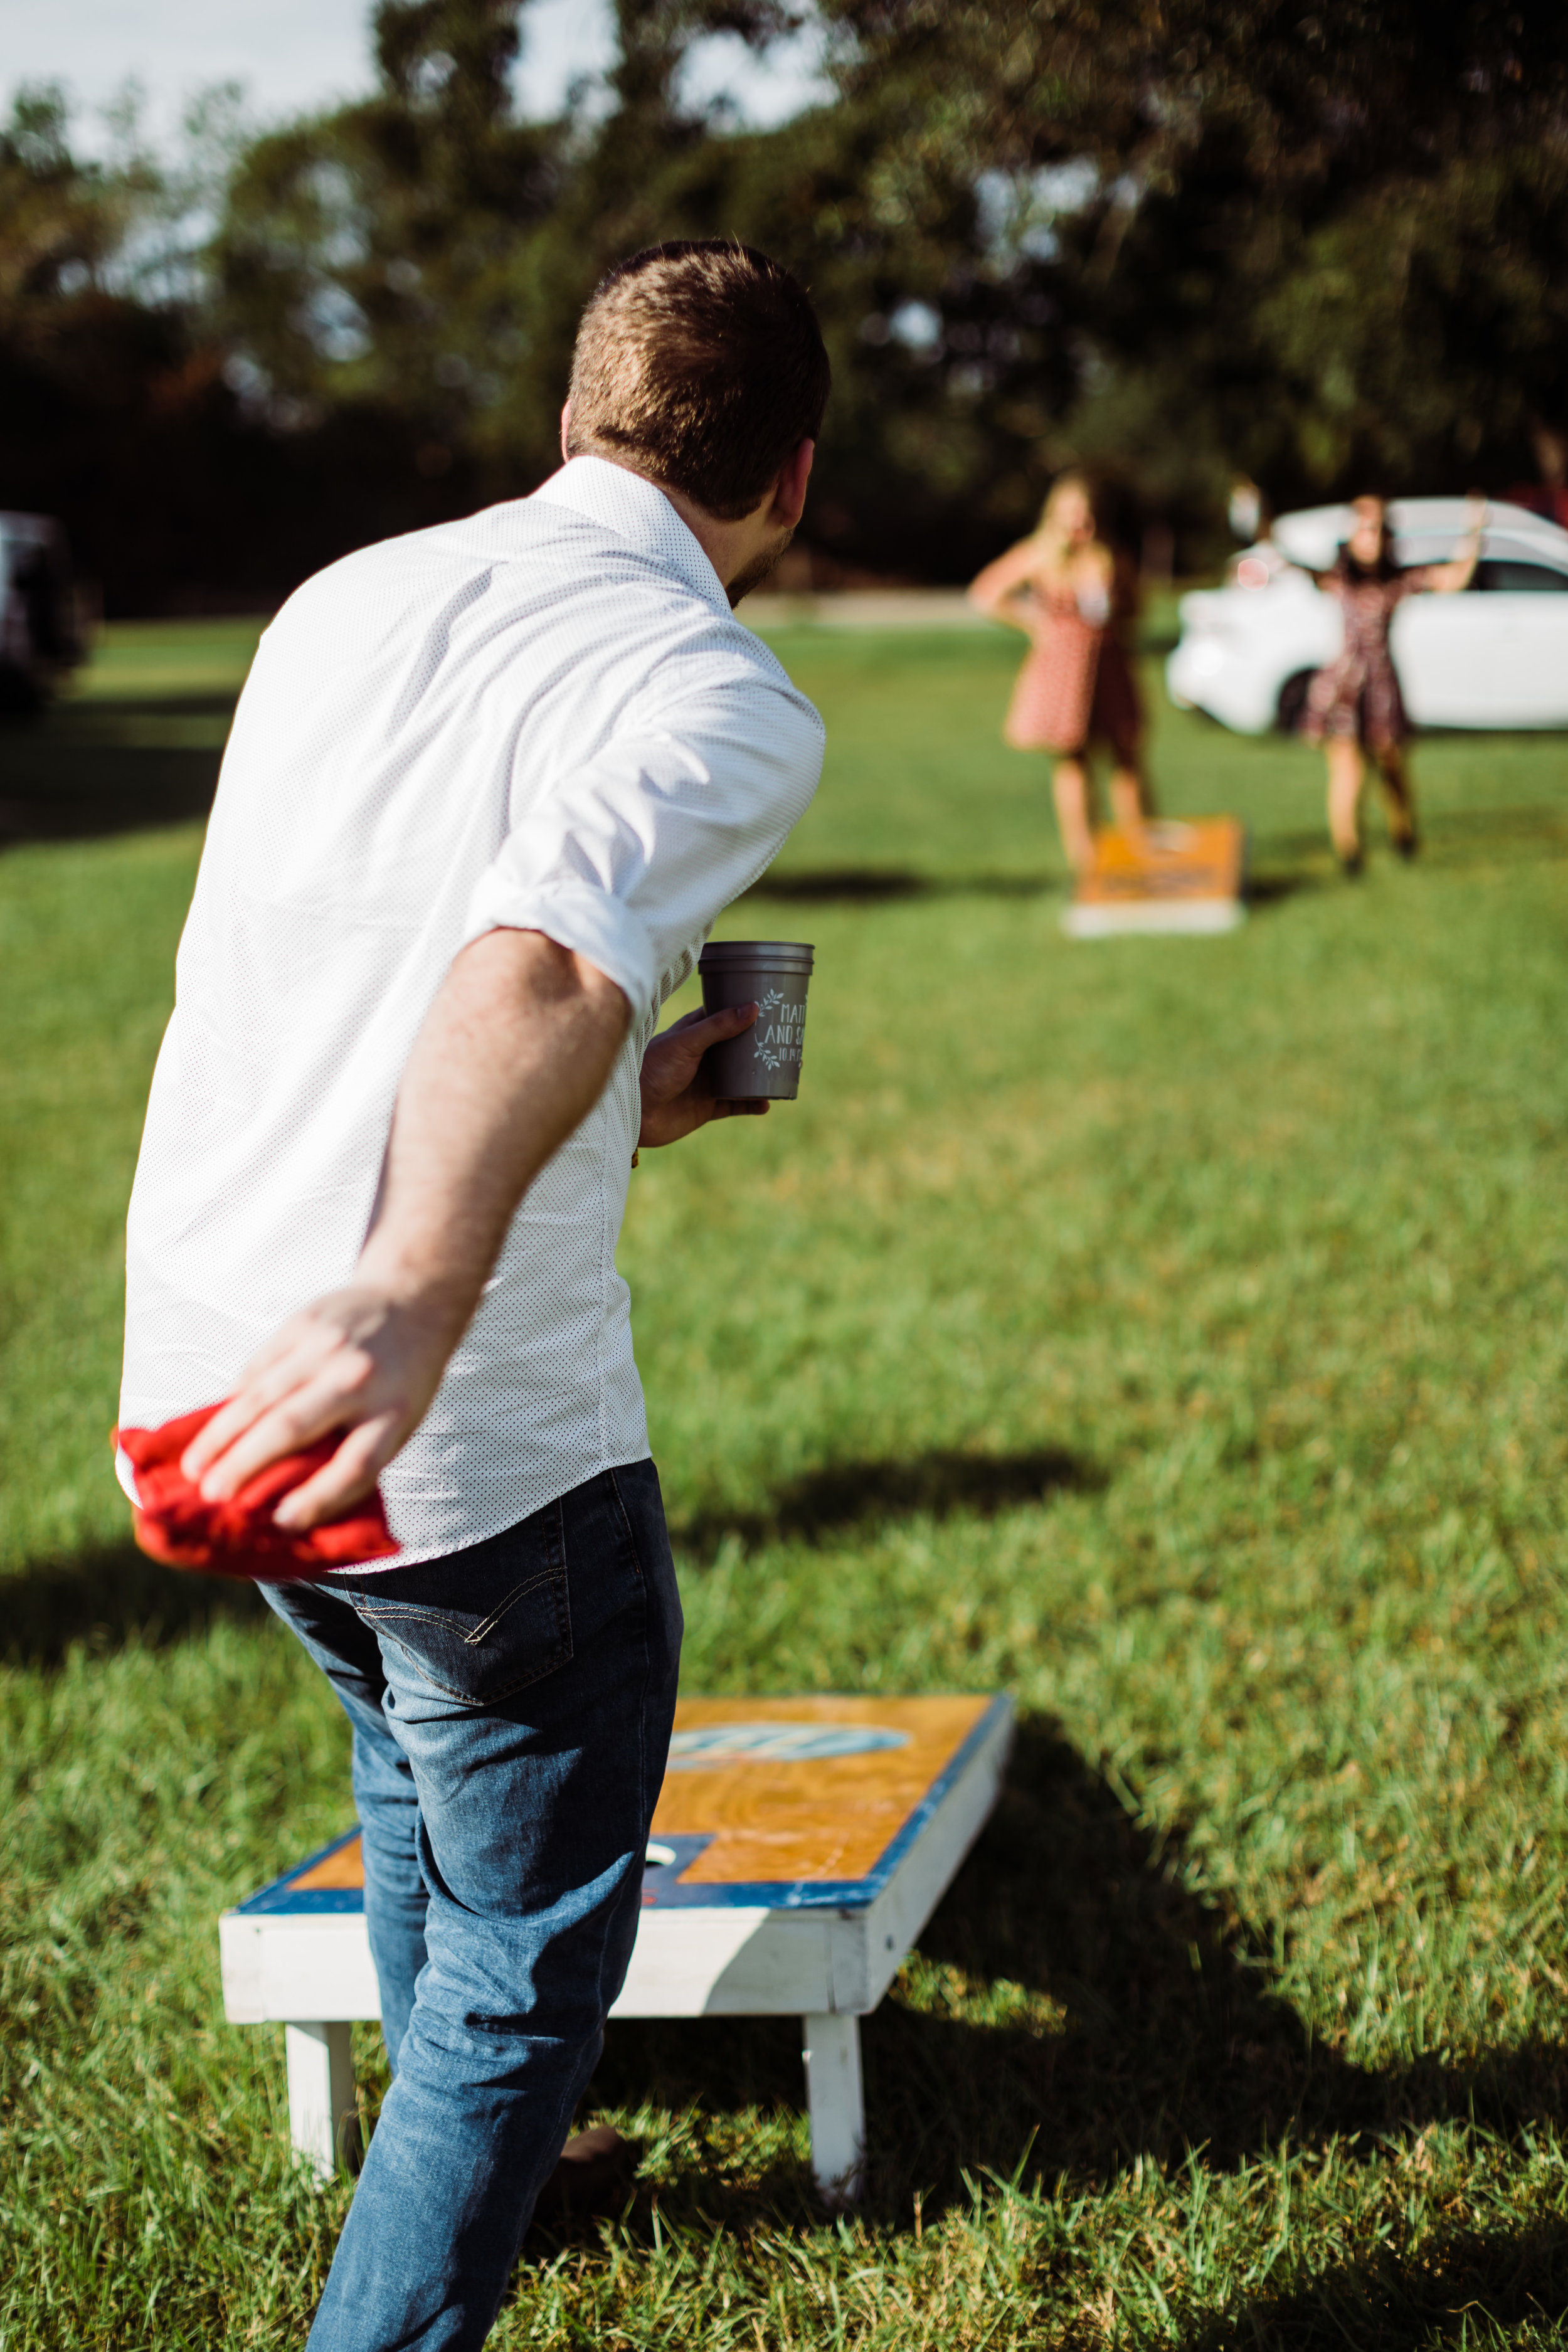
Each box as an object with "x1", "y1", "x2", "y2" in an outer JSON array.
[{"x1": 727, "y1": 525, "x2": 797, "y2": 610}]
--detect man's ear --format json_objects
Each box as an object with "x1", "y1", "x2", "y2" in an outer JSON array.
[
  {"x1": 773, "y1": 438, "x2": 815, "y2": 530},
  {"x1": 559, "y1": 401, "x2": 572, "y2": 464}
]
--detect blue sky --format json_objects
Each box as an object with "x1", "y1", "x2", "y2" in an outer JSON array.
[{"x1": 0, "y1": 0, "x2": 831, "y2": 154}]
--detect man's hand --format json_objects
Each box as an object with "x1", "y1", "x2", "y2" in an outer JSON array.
[
  {"x1": 179, "y1": 1285, "x2": 458, "y2": 1530},
  {"x1": 638, "y1": 1004, "x2": 768, "y2": 1147}
]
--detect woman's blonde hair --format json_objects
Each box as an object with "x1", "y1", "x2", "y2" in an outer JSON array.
[{"x1": 1033, "y1": 471, "x2": 1098, "y2": 564}]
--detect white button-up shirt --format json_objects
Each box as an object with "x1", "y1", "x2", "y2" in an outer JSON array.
[{"x1": 119, "y1": 457, "x2": 824, "y2": 1565}]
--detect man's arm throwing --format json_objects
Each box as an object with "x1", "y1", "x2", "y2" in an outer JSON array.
[
  {"x1": 183, "y1": 930, "x2": 628, "y2": 1528},
  {"x1": 181, "y1": 930, "x2": 763, "y2": 1529}
]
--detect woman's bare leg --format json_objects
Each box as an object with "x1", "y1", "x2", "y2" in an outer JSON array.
[
  {"x1": 1052, "y1": 758, "x2": 1096, "y2": 876},
  {"x1": 1326, "y1": 738, "x2": 1365, "y2": 867},
  {"x1": 1374, "y1": 745, "x2": 1418, "y2": 855},
  {"x1": 1109, "y1": 755, "x2": 1153, "y2": 830}
]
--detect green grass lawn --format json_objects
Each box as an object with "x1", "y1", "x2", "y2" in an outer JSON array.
[{"x1": 3, "y1": 614, "x2": 1568, "y2": 2347}]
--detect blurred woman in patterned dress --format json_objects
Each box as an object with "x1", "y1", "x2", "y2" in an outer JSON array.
[
  {"x1": 968, "y1": 474, "x2": 1152, "y2": 876},
  {"x1": 1303, "y1": 492, "x2": 1486, "y2": 872}
]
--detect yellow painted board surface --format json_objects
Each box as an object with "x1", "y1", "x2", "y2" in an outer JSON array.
[
  {"x1": 1074, "y1": 817, "x2": 1246, "y2": 908},
  {"x1": 290, "y1": 1695, "x2": 992, "y2": 1895}
]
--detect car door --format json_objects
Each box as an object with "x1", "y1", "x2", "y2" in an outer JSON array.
[
  {"x1": 1396, "y1": 556, "x2": 1568, "y2": 728},
  {"x1": 1467, "y1": 560, "x2": 1568, "y2": 725},
  {"x1": 1391, "y1": 591, "x2": 1476, "y2": 724}
]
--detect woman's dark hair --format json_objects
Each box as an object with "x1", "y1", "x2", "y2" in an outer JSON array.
[{"x1": 1335, "y1": 495, "x2": 1399, "y2": 583}]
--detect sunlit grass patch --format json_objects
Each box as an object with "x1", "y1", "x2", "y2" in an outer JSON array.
[{"x1": 3, "y1": 617, "x2": 1567, "y2": 2344}]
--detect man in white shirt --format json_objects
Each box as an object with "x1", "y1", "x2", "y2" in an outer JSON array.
[{"x1": 119, "y1": 241, "x2": 829, "y2": 2350}]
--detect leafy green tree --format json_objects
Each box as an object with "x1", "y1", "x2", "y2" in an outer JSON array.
[
  {"x1": 0, "y1": 87, "x2": 246, "y2": 605},
  {"x1": 9, "y1": 0, "x2": 1568, "y2": 602},
  {"x1": 800, "y1": 0, "x2": 1568, "y2": 548},
  {"x1": 212, "y1": 0, "x2": 1568, "y2": 576},
  {"x1": 209, "y1": 2, "x2": 837, "y2": 498},
  {"x1": 213, "y1": 0, "x2": 566, "y2": 485}
]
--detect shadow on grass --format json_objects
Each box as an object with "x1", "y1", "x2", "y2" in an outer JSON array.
[
  {"x1": 1244, "y1": 872, "x2": 1324, "y2": 906},
  {"x1": 670, "y1": 1446, "x2": 1098, "y2": 1560},
  {"x1": 1, "y1": 1541, "x2": 268, "y2": 1667},
  {"x1": 1423, "y1": 804, "x2": 1568, "y2": 866},
  {"x1": 746, "y1": 865, "x2": 1054, "y2": 903},
  {"x1": 0, "y1": 698, "x2": 227, "y2": 849},
  {"x1": 749, "y1": 861, "x2": 1336, "y2": 912},
  {"x1": 1192, "y1": 2213, "x2": 1568, "y2": 2349},
  {"x1": 1259, "y1": 806, "x2": 1568, "y2": 878},
  {"x1": 585, "y1": 1715, "x2": 1568, "y2": 2237},
  {"x1": 5, "y1": 1450, "x2": 1088, "y2": 1664}
]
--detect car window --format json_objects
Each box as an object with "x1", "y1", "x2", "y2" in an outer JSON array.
[
  {"x1": 1394, "y1": 539, "x2": 1452, "y2": 566},
  {"x1": 1472, "y1": 559, "x2": 1568, "y2": 593}
]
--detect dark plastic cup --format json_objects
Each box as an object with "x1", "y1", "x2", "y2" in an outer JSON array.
[{"x1": 698, "y1": 941, "x2": 815, "y2": 1100}]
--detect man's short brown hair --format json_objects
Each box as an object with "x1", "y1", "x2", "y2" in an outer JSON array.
[{"x1": 566, "y1": 241, "x2": 830, "y2": 521}]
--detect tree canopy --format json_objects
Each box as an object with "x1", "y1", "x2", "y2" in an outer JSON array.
[{"x1": 2, "y1": 0, "x2": 1564, "y2": 607}]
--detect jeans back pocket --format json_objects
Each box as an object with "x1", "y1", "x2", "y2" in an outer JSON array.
[{"x1": 347, "y1": 1500, "x2": 573, "y2": 1706}]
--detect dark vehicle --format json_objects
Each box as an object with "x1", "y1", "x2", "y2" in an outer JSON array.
[{"x1": 0, "y1": 514, "x2": 86, "y2": 712}]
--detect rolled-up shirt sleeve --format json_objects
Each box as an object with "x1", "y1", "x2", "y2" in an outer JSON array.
[{"x1": 459, "y1": 664, "x2": 825, "y2": 1020}]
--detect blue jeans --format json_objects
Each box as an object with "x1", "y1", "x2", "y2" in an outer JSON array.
[{"x1": 262, "y1": 1459, "x2": 683, "y2": 2351}]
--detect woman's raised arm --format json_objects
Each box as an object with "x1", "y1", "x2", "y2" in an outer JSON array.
[
  {"x1": 1424, "y1": 494, "x2": 1488, "y2": 595},
  {"x1": 968, "y1": 538, "x2": 1044, "y2": 629}
]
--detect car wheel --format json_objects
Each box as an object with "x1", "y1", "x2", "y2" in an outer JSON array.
[{"x1": 1274, "y1": 670, "x2": 1314, "y2": 734}]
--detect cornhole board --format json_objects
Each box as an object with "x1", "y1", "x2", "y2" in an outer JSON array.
[
  {"x1": 220, "y1": 1692, "x2": 1013, "y2": 2203},
  {"x1": 1063, "y1": 817, "x2": 1247, "y2": 936}
]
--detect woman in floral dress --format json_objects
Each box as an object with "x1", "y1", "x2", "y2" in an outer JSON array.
[
  {"x1": 1304, "y1": 493, "x2": 1486, "y2": 872},
  {"x1": 968, "y1": 474, "x2": 1152, "y2": 876}
]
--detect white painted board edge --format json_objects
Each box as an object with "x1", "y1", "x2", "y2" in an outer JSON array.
[{"x1": 220, "y1": 1697, "x2": 1014, "y2": 2026}]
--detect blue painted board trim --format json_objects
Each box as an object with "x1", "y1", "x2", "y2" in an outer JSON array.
[
  {"x1": 639, "y1": 1832, "x2": 711, "y2": 1903},
  {"x1": 227, "y1": 1697, "x2": 1014, "y2": 1920},
  {"x1": 232, "y1": 1826, "x2": 366, "y2": 1917}
]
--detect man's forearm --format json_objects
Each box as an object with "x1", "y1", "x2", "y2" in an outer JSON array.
[
  {"x1": 181, "y1": 927, "x2": 629, "y2": 1523},
  {"x1": 359, "y1": 928, "x2": 630, "y2": 1334}
]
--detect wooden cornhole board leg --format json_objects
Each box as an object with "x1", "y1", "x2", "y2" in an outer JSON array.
[
  {"x1": 278, "y1": 2013, "x2": 869, "y2": 2192},
  {"x1": 279, "y1": 2013, "x2": 869, "y2": 2201},
  {"x1": 285, "y1": 2020, "x2": 357, "y2": 2180},
  {"x1": 802, "y1": 2012, "x2": 864, "y2": 2205}
]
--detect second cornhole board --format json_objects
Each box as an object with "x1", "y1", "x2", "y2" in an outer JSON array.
[
  {"x1": 220, "y1": 1692, "x2": 1013, "y2": 2201},
  {"x1": 1064, "y1": 817, "x2": 1247, "y2": 936}
]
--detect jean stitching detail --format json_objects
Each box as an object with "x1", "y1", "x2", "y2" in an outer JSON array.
[
  {"x1": 354, "y1": 1566, "x2": 565, "y2": 1646},
  {"x1": 364, "y1": 1498, "x2": 574, "y2": 1702},
  {"x1": 376, "y1": 1632, "x2": 573, "y2": 1706},
  {"x1": 551, "y1": 1495, "x2": 571, "y2": 1661},
  {"x1": 605, "y1": 1464, "x2": 647, "y2": 1582}
]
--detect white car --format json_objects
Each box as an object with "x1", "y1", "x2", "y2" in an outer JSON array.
[{"x1": 1167, "y1": 497, "x2": 1568, "y2": 733}]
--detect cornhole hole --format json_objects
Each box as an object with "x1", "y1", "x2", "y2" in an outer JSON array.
[
  {"x1": 1063, "y1": 817, "x2": 1247, "y2": 937},
  {"x1": 220, "y1": 1692, "x2": 1013, "y2": 2203}
]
